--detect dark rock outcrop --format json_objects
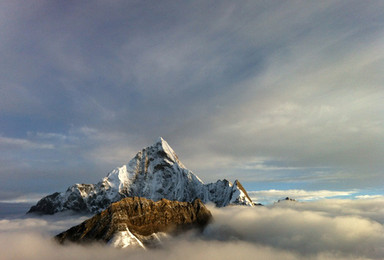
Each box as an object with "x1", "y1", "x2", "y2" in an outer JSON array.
[
  {"x1": 55, "y1": 197, "x2": 212, "y2": 248},
  {"x1": 277, "y1": 197, "x2": 297, "y2": 203}
]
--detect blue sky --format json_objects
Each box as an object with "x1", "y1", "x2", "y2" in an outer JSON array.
[{"x1": 1, "y1": 0, "x2": 383, "y2": 201}]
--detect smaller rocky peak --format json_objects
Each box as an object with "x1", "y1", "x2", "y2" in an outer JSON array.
[
  {"x1": 233, "y1": 180, "x2": 253, "y2": 203},
  {"x1": 232, "y1": 179, "x2": 242, "y2": 190},
  {"x1": 230, "y1": 180, "x2": 254, "y2": 206},
  {"x1": 277, "y1": 197, "x2": 297, "y2": 203}
]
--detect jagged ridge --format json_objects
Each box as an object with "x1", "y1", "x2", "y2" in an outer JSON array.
[
  {"x1": 28, "y1": 137, "x2": 253, "y2": 215},
  {"x1": 55, "y1": 197, "x2": 212, "y2": 248}
]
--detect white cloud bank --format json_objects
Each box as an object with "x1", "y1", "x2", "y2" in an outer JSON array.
[
  {"x1": 207, "y1": 200, "x2": 384, "y2": 258},
  {"x1": 1, "y1": 198, "x2": 383, "y2": 260},
  {"x1": 248, "y1": 189, "x2": 357, "y2": 204}
]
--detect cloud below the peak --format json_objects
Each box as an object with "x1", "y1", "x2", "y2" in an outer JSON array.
[{"x1": 1, "y1": 198, "x2": 384, "y2": 259}]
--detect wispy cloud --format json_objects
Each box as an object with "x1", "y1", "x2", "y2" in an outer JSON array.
[
  {"x1": 0, "y1": 193, "x2": 47, "y2": 204},
  {"x1": 0, "y1": 135, "x2": 53, "y2": 150},
  {"x1": 355, "y1": 195, "x2": 384, "y2": 200}
]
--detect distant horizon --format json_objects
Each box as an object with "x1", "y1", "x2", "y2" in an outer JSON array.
[
  {"x1": 1, "y1": 136, "x2": 382, "y2": 206},
  {"x1": 1, "y1": 188, "x2": 383, "y2": 220},
  {"x1": 1, "y1": 186, "x2": 382, "y2": 207}
]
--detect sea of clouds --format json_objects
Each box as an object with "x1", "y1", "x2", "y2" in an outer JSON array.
[{"x1": 1, "y1": 198, "x2": 383, "y2": 260}]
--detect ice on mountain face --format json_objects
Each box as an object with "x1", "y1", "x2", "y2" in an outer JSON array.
[
  {"x1": 110, "y1": 230, "x2": 169, "y2": 249},
  {"x1": 28, "y1": 137, "x2": 253, "y2": 215},
  {"x1": 109, "y1": 227, "x2": 146, "y2": 249},
  {"x1": 106, "y1": 165, "x2": 130, "y2": 189}
]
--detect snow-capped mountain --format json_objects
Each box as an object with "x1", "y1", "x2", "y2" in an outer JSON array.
[{"x1": 28, "y1": 137, "x2": 253, "y2": 214}]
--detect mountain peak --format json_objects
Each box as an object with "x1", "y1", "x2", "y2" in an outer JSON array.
[
  {"x1": 28, "y1": 138, "x2": 253, "y2": 215},
  {"x1": 156, "y1": 136, "x2": 166, "y2": 144},
  {"x1": 152, "y1": 137, "x2": 185, "y2": 168},
  {"x1": 155, "y1": 136, "x2": 172, "y2": 152}
]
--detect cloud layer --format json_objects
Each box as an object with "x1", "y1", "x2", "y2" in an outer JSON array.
[
  {"x1": 1, "y1": 198, "x2": 383, "y2": 259},
  {"x1": 207, "y1": 200, "x2": 384, "y2": 258}
]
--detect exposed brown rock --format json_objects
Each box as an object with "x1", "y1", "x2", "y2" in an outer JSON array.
[{"x1": 55, "y1": 197, "x2": 212, "y2": 246}]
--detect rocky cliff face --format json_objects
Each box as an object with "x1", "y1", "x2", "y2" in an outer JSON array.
[
  {"x1": 55, "y1": 197, "x2": 212, "y2": 248},
  {"x1": 28, "y1": 138, "x2": 253, "y2": 215}
]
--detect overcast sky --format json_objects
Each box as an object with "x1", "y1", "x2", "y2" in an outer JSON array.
[{"x1": 1, "y1": 0, "x2": 383, "y2": 200}]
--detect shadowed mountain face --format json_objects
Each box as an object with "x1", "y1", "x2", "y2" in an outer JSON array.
[
  {"x1": 55, "y1": 197, "x2": 212, "y2": 248},
  {"x1": 28, "y1": 138, "x2": 253, "y2": 215}
]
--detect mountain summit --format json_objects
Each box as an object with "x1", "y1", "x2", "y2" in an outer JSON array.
[{"x1": 28, "y1": 138, "x2": 253, "y2": 214}]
